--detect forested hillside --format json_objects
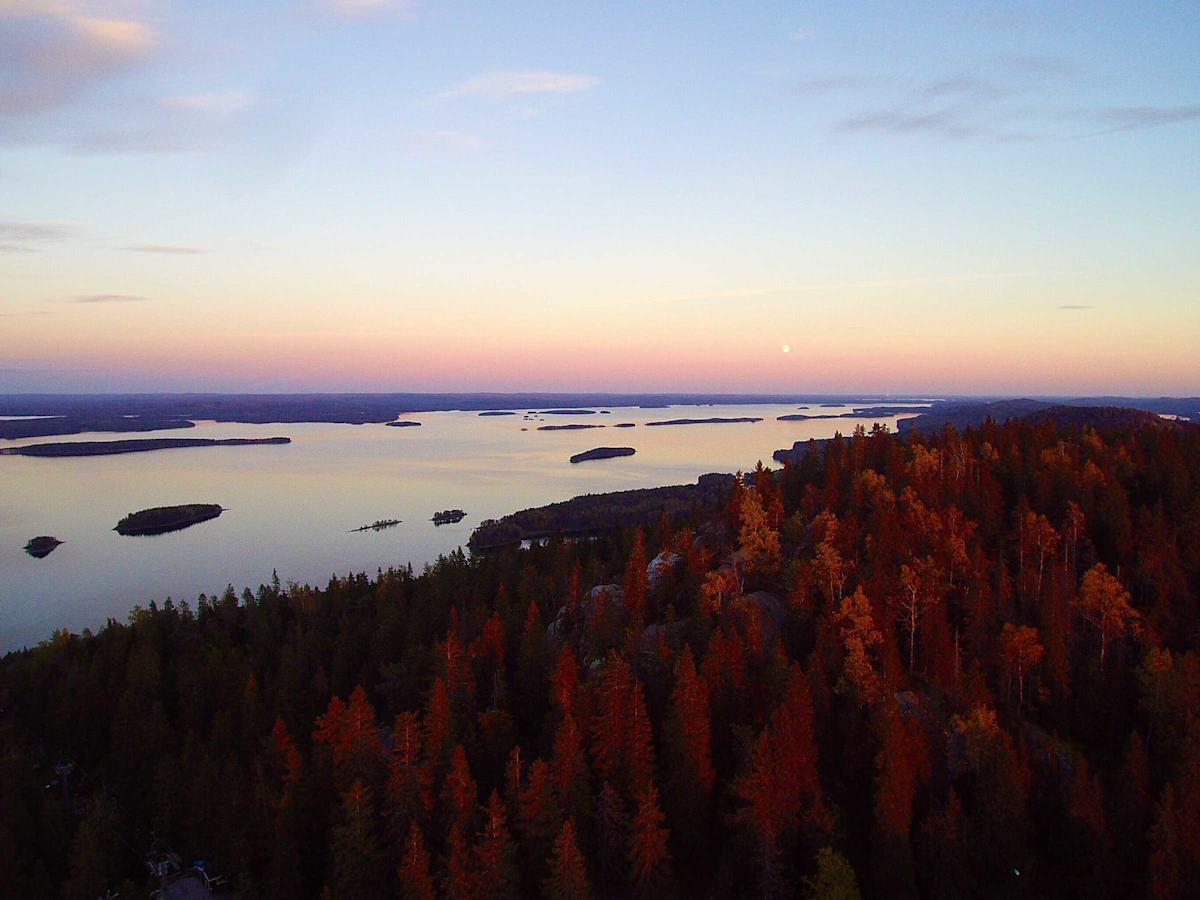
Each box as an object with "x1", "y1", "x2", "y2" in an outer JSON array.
[{"x1": 3, "y1": 418, "x2": 1199, "y2": 899}]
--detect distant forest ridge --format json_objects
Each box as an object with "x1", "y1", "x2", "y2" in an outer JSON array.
[{"x1": 0, "y1": 392, "x2": 1195, "y2": 433}]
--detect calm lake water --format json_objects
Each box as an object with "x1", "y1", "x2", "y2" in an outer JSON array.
[{"x1": 0, "y1": 403, "x2": 920, "y2": 650}]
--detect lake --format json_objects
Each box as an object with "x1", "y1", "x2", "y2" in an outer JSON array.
[{"x1": 0, "y1": 403, "x2": 919, "y2": 650}]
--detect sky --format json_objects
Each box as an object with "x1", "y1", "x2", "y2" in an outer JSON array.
[{"x1": 0, "y1": 0, "x2": 1197, "y2": 396}]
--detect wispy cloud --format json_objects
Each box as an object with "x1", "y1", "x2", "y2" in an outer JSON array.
[
  {"x1": 1084, "y1": 105, "x2": 1200, "y2": 134},
  {"x1": 840, "y1": 106, "x2": 985, "y2": 141},
  {"x1": 791, "y1": 28, "x2": 815, "y2": 42},
  {"x1": 164, "y1": 92, "x2": 256, "y2": 114},
  {"x1": 64, "y1": 294, "x2": 146, "y2": 304},
  {"x1": 1057, "y1": 304, "x2": 1093, "y2": 310},
  {"x1": 663, "y1": 271, "x2": 1064, "y2": 302},
  {"x1": 412, "y1": 129, "x2": 485, "y2": 152},
  {"x1": 439, "y1": 70, "x2": 601, "y2": 100},
  {"x1": 0, "y1": 218, "x2": 76, "y2": 252},
  {"x1": 122, "y1": 244, "x2": 206, "y2": 255},
  {"x1": 0, "y1": 2, "x2": 158, "y2": 119},
  {"x1": 319, "y1": 0, "x2": 417, "y2": 16},
  {"x1": 794, "y1": 75, "x2": 892, "y2": 94},
  {"x1": 807, "y1": 58, "x2": 1200, "y2": 143}
]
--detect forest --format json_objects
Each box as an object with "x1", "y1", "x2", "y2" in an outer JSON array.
[{"x1": 1, "y1": 416, "x2": 1198, "y2": 899}]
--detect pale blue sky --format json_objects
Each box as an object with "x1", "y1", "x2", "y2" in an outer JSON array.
[{"x1": 1, "y1": 1, "x2": 1197, "y2": 394}]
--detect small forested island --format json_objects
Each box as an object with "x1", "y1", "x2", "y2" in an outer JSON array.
[
  {"x1": 385, "y1": 421, "x2": 422, "y2": 428},
  {"x1": 538, "y1": 409, "x2": 597, "y2": 415},
  {"x1": 614, "y1": 422, "x2": 637, "y2": 427},
  {"x1": 0, "y1": 437, "x2": 290, "y2": 458},
  {"x1": 2, "y1": 415, "x2": 1199, "y2": 898},
  {"x1": 350, "y1": 518, "x2": 401, "y2": 532},
  {"x1": 477, "y1": 410, "x2": 516, "y2": 416},
  {"x1": 23, "y1": 536, "x2": 63, "y2": 558},
  {"x1": 114, "y1": 504, "x2": 223, "y2": 536},
  {"x1": 645, "y1": 416, "x2": 762, "y2": 426},
  {"x1": 537, "y1": 423, "x2": 606, "y2": 431},
  {"x1": 431, "y1": 509, "x2": 466, "y2": 525},
  {"x1": 569, "y1": 446, "x2": 636, "y2": 463}
]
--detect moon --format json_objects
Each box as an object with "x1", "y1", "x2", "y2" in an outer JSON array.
[{"x1": 781, "y1": 344, "x2": 790, "y2": 353}]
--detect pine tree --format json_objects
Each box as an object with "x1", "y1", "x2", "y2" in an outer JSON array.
[
  {"x1": 520, "y1": 758, "x2": 564, "y2": 875},
  {"x1": 329, "y1": 779, "x2": 383, "y2": 899},
  {"x1": 668, "y1": 647, "x2": 715, "y2": 797},
  {"x1": 550, "y1": 645, "x2": 580, "y2": 719},
  {"x1": 629, "y1": 782, "x2": 671, "y2": 893},
  {"x1": 388, "y1": 710, "x2": 432, "y2": 836},
  {"x1": 544, "y1": 819, "x2": 591, "y2": 900},
  {"x1": 444, "y1": 744, "x2": 479, "y2": 834},
  {"x1": 476, "y1": 790, "x2": 519, "y2": 900},
  {"x1": 627, "y1": 680, "x2": 657, "y2": 800},
  {"x1": 425, "y1": 676, "x2": 453, "y2": 768},
  {"x1": 624, "y1": 528, "x2": 649, "y2": 621},
  {"x1": 398, "y1": 822, "x2": 436, "y2": 900},
  {"x1": 552, "y1": 711, "x2": 591, "y2": 825},
  {"x1": 445, "y1": 823, "x2": 477, "y2": 900},
  {"x1": 594, "y1": 781, "x2": 629, "y2": 892},
  {"x1": 592, "y1": 652, "x2": 633, "y2": 789}
]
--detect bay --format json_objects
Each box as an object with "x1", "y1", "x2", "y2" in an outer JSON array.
[{"x1": 0, "y1": 403, "x2": 920, "y2": 650}]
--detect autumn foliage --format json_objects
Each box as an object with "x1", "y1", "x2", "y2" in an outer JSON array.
[{"x1": 3, "y1": 417, "x2": 1200, "y2": 899}]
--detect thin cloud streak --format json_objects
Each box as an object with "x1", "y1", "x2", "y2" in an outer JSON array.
[
  {"x1": 122, "y1": 244, "x2": 206, "y2": 255},
  {"x1": 0, "y1": 219, "x2": 76, "y2": 251},
  {"x1": 412, "y1": 129, "x2": 485, "y2": 152},
  {"x1": 439, "y1": 70, "x2": 601, "y2": 100},
  {"x1": 319, "y1": 0, "x2": 417, "y2": 15},
  {"x1": 0, "y1": 219, "x2": 76, "y2": 241},
  {"x1": 63, "y1": 294, "x2": 147, "y2": 304},
  {"x1": 662, "y1": 272, "x2": 1065, "y2": 302},
  {"x1": 164, "y1": 92, "x2": 256, "y2": 114}
]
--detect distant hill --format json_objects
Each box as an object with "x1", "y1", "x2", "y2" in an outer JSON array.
[{"x1": 898, "y1": 399, "x2": 1191, "y2": 434}]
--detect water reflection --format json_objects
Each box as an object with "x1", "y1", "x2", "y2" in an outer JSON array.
[{"x1": 0, "y1": 404, "x2": 919, "y2": 649}]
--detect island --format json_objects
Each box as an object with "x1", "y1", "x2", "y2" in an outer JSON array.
[
  {"x1": 537, "y1": 409, "x2": 597, "y2": 415},
  {"x1": 24, "y1": 536, "x2": 63, "y2": 558},
  {"x1": 614, "y1": 423, "x2": 637, "y2": 428},
  {"x1": 351, "y1": 518, "x2": 401, "y2": 532},
  {"x1": 115, "y1": 504, "x2": 223, "y2": 536},
  {"x1": 432, "y1": 509, "x2": 466, "y2": 526},
  {"x1": 478, "y1": 411, "x2": 516, "y2": 416},
  {"x1": 0, "y1": 437, "x2": 290, "y2": 458},
  {"x1": 644, "y1": 417, "x2": 762, "y2": 426},
  {"x1": 386, "y1": 421, "x2": 422, "y2": 428},
  {"x1": 569, "y1": 447, "x2": 636, "y2": 463},
  {"x1": 537, "y1": 424, "x2": 606, "y2": 431}
]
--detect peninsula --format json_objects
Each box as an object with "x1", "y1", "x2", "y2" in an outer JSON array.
[{"x1": 0, "y1": 437, "x2": 290, "y2": 458}]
